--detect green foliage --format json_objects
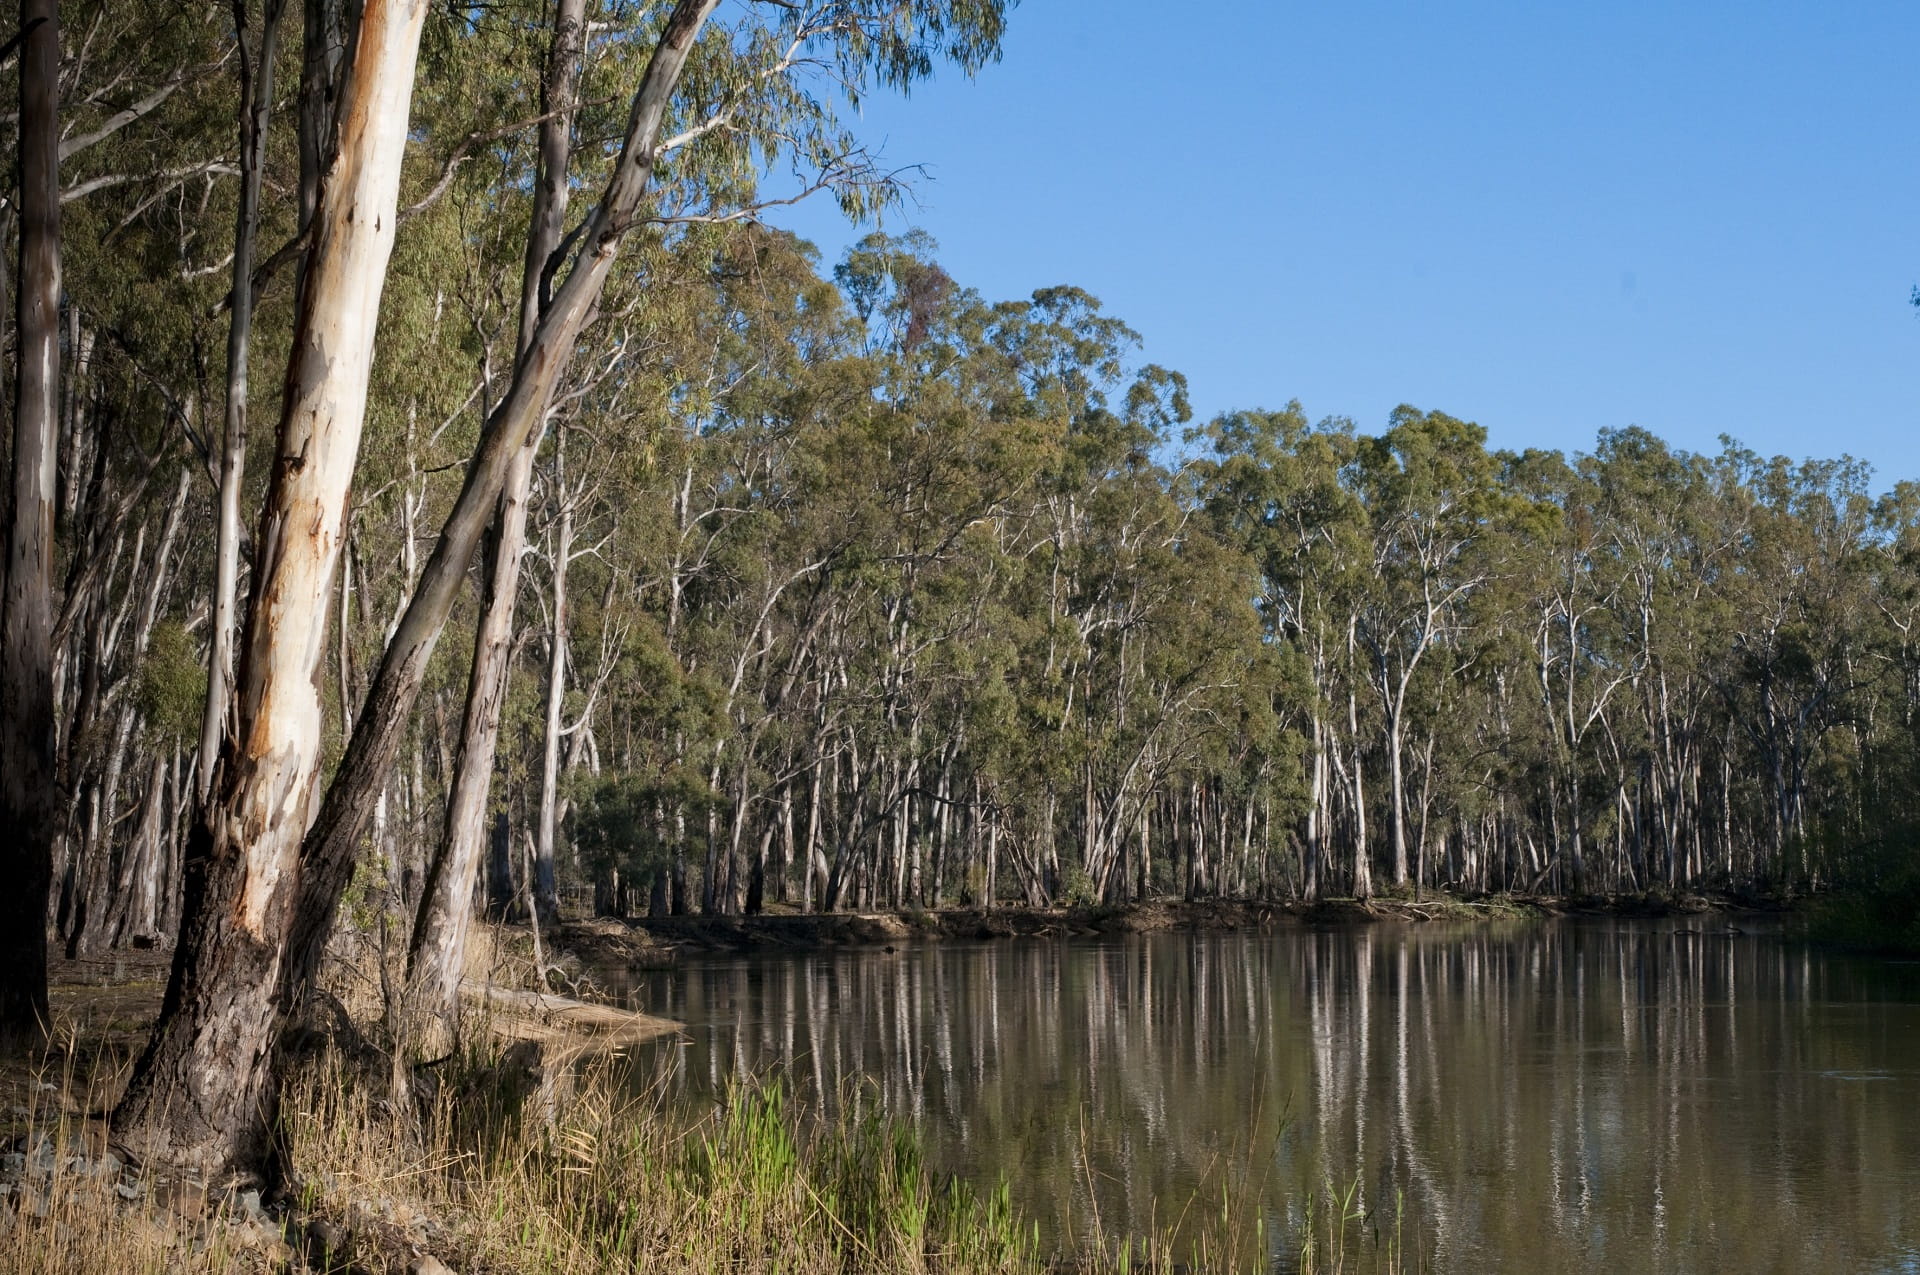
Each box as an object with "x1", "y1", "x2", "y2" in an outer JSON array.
[
  {"x1": 570, "y1": 771, "x2": 717, "y2": 883},
  {"x1": 136, "y1": 622, "x2": 206, "y2": 745},
  {"x1": 36, "y1": 0, "x2": 1920, "y2": 945},
  {"x1": 1059, "y1": 865, "x2": 1098, "y2": 909}
]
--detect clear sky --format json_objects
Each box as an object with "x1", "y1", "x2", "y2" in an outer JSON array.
[{"x1": 767, "y1": 1, "x2": 1920, "y2": 487}]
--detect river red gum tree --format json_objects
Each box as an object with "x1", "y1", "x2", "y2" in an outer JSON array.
[
  {"x1": 409, "y1": 0, "x2": 590, "y2": 1032},
  {"x1": 111, "y1": 0, "x2": 435, "y2": 1175},
  {"x1": 114, "y1": 0, "x2": 726, "y2": 1182},
  {"x1": 112, "y1": 0, "x2": 1006, "y2": 1181},
  {"x1": 281, "y1": 0, "x2": 721, "y2": 1009}
]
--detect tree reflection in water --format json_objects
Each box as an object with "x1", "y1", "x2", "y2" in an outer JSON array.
[{"x1": 612, "y1": 922, "x2": 1920, "y2": 1273}]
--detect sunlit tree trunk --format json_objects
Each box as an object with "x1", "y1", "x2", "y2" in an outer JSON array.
[
  {"x1": 533, "y1": 433, "x2": 574, "y2": 921},
  {"x1": 1348, "y1": 707, "x2": 1371, "y2": 900},
  {"x1": 112, "y1": 0, "x2": 433, "y2": 1177},
  {"x1": 284, "y1": 0, "x2": 722, "y2": 1009},
  {"x1": 1303, "y1": 710, "x2": 1326, "y2": 901},
  {"x1": 407, "y1": 453, "x2": 533, "y2": 1019}
]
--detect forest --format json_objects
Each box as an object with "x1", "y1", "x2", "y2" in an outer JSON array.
[{"x1": 4, "y1": 0, "x2": 1920, "y2": 1215}]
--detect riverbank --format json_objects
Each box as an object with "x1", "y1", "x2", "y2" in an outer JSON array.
[
  {"x1": 1804, "y1": 873, "x2": 1920, "y2": 955},
  {"x1": 0, "y1": 952, "x2": 1034, "y2": 1274},
  {"x1": 0, "y1": 961, "x2": 1391, "y2": 1274},
  {"x1": 554, "y1": 888, "x2": 1789, "y2": 962},
  {"x1": 2, "y1": 891, "x2": 1796, "y2": 1273},
  {"x1": 0, "y1": 1034, "x2": 1044, "y2": 1273}
]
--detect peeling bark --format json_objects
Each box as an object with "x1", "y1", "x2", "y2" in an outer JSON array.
[
  {"x1": 112, "y1": 0, "x2": 433, "y2": 1179},
  {"x1": 285, "y1": 0, "x2": 721, "y2": 1007}
]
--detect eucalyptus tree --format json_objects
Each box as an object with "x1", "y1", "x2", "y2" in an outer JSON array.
[
  {"x1": 1581, "y1": 428, "x2": 1723, "y2": 886},
  {"x1": 0, "y1": 0, "x2": 263, "y2": 1003},
  {"x1": 111, "y1": 0, "x2": 445, "y2": 1175},
  {"x1": 199, "y1": 0, "x2": 291, "y2": 803},
  {"x1": 1195, "y1": 405, "x2": 1369, "y2": 898},
  {"x1": 112, "y1": 0, "x2": 1011, "y2": 1180},
  {"x1": 1, "y1": 0, "x2": 65, "y2": 1044},
  {"x1": 422, "y1": 0, "x2": 607, "y2": 969},
  {"x1": 979, "y1": 285, "x2": 1167, "y2": 900},
  {"x1": 119, "y1": 0, "x2": 704, "y2": 1174},
  {"x1": 1499, "y1": 447, "x2": 1642, "y2": 889},
  {"x1": 1350, "y1": 407, "x2": 1500, "y2": 889},
  {"x1": 15, "y1": 0, "x2": 1919, "y2": 1123},
  {"x1": 1051, "y1": 383, "x2": 1286, "y2": 904},
  {"x1": 1850, "y1": 483, "x2": 1920, "y2": 873},
  {"x1": 406, "y1": 0, "x2": 1011, "y2": 983},
  {"x1": 1870, "y1": 482, "x2": 1920, "y2": 736},
  {"x1": 1710, "y1": 446, "x2": 1876, "y2": 882}
]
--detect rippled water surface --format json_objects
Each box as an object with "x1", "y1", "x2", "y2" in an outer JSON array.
[{"x1": 608, "y1": 920, "x2": 1920, "y2": 1272}]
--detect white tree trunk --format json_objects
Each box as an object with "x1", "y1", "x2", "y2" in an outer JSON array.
[{"x1": 113, "y1": 0, "x2": 433, "y2": 1179}]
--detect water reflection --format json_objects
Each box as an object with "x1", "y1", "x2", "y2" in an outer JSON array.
[{"x1": 613, "y1": 922, "x2": 1920, "y2": 1273}]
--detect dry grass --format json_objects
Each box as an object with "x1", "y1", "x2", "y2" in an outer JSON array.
[
  {"x1": 0, "y1": 933, "x2": 1422, "y2": 1274},
  {"x1": 0, "y1": 1040, "x2": 1418, "y2": 1274},
  {"x1": 0, "y1": 1042, "x2": 1042, "y2": 1274},
  {"x1": 0, "y1": 1027, "x2": 285, "y2": 1275},
  {"x1": 281, "y1": 1049, "x2": 1047, "y2": 1274}
]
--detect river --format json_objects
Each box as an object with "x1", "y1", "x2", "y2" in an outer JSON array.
[{"x1": 606, "y1": 918, "x2": 1920, "y2": 1272}]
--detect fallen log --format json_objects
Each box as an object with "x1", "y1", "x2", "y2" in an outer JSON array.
[{"x1": 460, "y1": 980, "x2": 681, "y2": 1054}]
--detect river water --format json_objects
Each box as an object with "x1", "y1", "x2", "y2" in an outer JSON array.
[{"x1": 608, "y1": 919, "x2": 1920, "y2": 1272}]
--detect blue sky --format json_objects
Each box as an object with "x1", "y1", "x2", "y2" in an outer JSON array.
[{"x1": 767, "y1": 1, "x2": 1920, "y2": 486}]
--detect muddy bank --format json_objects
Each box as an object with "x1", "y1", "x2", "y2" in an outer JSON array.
[{"x1": 550, "y1": 890, "x2": 1789, "y2": 962}]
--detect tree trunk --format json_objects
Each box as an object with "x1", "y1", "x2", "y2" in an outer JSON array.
[
  {"x1": 199, "y1": 0, "x2": 287, "y2": 800},
  {"x1": 1387, "y1": 710, "x2": 1409, "y2": 886},
  {"x1": 1304, "y1": 713, "x2": 1325, "y2": 901},
  {"x1": 112, "y1": 0, "x2": 433, "y2": 1178},
  {"x1": 409, "y1": 0, "x2": 586, "y2": 1028},
  {"x1": 406, "y1": 456, "x2": 532, "y2": 1025},
  {"x1": 104, "y1": 754, "x2": 169, "y2": 949},
  {"x1": 486, "y1": 810, "x2": 515, "y2": 918},
  {"x1": 1350, "y1": 744, "x2": 1371, "y2": 900},
  {"x1": 281, "y1": 0, "x2": 721, "y2": 1008},
  {"x1": 804, "y1": 759, "x2": 826, "y2": 910},
  {"x1": 298, "y1": 0, "x2": 344, "y2": 237},
  {"x1": 984, "y1": 809, "x2": 998, "y2": 906},
  {"x1": 0, "y1": 0, "x2": 62, "y2": 1047},
  {"x1": 1134, "y1": 803, "x2": 1150, "y2": 901},
  {"x1": 533, "y1": 435, "x2": 573, "y2": 922}
]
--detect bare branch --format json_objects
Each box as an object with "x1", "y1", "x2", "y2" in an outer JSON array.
[
  {"x1": 397, "y1": 109, "x2": 565, "y2": 227},
  {"x1": 63, "y1": 159, "x2": 237, "y2": 204},
  {"x1": 59, "y1": 61, "x2": 213, "y2": 161}
]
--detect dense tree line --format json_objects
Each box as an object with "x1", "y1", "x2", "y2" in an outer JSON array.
[
  {"x1": 2, "y1": 0, "x2": 1915, "y2": 1184},
  {"x1": 556, "y1": 250, "x2": 1920, "y2": 916}
]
